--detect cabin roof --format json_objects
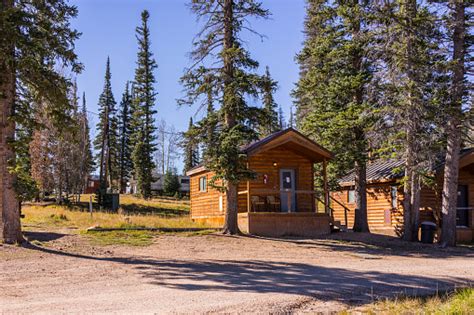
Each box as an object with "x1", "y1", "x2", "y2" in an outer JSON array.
[
  {"x1": 186, "y1": 128, "x2": 333, "y2": 176},
  {"x1": 339, "y1": 159, "x2": 405, "y2": 186},
  {"x1": 339, "y1": 147, "x2": 474, "y2": 187},
  {"x1": 242, "y1": 127, "x2": 333, "y2": 161}
]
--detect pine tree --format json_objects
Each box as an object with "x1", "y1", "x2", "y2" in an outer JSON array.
[
  {"x1": 278, "y1": 106, "x2": 286, "y2": 130},
  {"x1": 294, "y1": 0, "x2": 375, "y2": 232},
  {"x1": 118, "y1": 82, "x2": 133, "y2": 193},
  {"x1": 131, "y1": 10, "x2": 158, "y2": 199},
  {"x1": 94, "y1": 57, "x2": 119, "y2": 201},
  {"x1": 259, "y1": 66, "x2": 279, "y2": 136},
  {"x1": 376, "y1": 1, "x2": 446, "y2": 241},
  {"x1": 183, "y1": 117, "x2": 200, "y2": 173},
  {"x1": 80, "y1": 92, "x2": 94, "y2": 193},
  {"x1": 180, "y1": 0, "x2": 269, "y2": 234},
  {"x1": 0, "y1": 0, "x2": 81, "y2": 243},
  {"x1": 440, "y1": 1, "x2": 470, "y2": 247}
]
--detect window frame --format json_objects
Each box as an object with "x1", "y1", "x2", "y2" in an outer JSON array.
[
  {"x1": 390, "y1": 185, "x2": 398, "y2": 209},
  {"x1": 199, "y1": 176, "x2": 207, "y2": 192},
  {"x1": 347, "y1": 189, "x2": 355, "y2": 204}
]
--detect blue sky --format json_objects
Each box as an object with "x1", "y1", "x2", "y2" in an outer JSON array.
[{"x1": 71, "y1": 0, "x2": 306, "y2": 165}]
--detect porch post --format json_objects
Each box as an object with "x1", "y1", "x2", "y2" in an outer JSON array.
[
  {"x1": 323, "y1": 159, "x2": 329, "y2": 215},
  {"x1": 246, "y1": 180, "x2": 250, "y2": 213}
]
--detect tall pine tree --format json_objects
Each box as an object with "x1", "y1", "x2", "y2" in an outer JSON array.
[
  {"x1": 94, "y1": 57, "x2": 119, "y2": 198},
  {"x1": 294, "y1": 0, "x2": 376, "y2": 232},
  {"x1": 131, "y1": 10, "x2": 158, "y2": 199},
  {"x1": 118, "y1": 82, "x2": 133, "y2": 193},
  {"x1": 180, "y1": 0, "x2": 269, "y2": 234},
  {"x1": 440, "y1": 1, "x2": 470, "y2": 246},
  {"x1": 80, "y1": 92, "x2": 94, "y2": 193},
  {"x1": 0, "y1": 0, "x2": 81, "y2": 243},
  {"x1": 376, "y1": 1, "x2": 446, "y2": 241}
]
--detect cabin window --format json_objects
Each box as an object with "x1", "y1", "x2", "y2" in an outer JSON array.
[
  {"x1": 199, "y1": 176, "x2": 207, "y2": 192},
  {"x1": 391, "y1": 186, "x2": 397, "y2": 209},
  {"x1": 347, "y1": 190, "x2": 355, "y2": 204},
  {"x1": 89, "y1": 181, "x2": 94, "y2": 188},
  {"x1": 180, "y1": 178, "x2": 190, "y2": 184}
]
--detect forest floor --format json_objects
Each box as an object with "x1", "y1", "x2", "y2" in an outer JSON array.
[{"x1": 1, "y1": 219, "x2": 473, "y2": 313}]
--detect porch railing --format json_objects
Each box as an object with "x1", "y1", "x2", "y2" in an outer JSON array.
[{"x1": 238, "y1": 188, "x2": 337, "y2": 217}]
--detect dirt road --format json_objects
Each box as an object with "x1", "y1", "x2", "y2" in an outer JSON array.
[{"x1": 1, "y1": 231, "x2": 473, "y2": 314}]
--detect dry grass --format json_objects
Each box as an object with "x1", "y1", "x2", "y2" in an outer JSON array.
[
  {"x1": 345, "y1": 288, "x2": 474, "y2": 314},
  {"x1": 21, "y1": 194, "x2": 213, "y2": 231}
]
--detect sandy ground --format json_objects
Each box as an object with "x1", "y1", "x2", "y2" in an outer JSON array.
[{"x1": 1, "y1": 229, "x2": 473, "y2": 314}]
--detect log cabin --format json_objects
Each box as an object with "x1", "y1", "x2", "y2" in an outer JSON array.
[
  {"x1": 186, "y1": 128, "x2": 333, "y2": 237},
  {"x1": 330, "y1": 148, "x2": 474, "y2": 242}
]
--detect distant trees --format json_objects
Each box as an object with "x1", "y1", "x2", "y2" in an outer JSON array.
[
  {"x1": 259, "y1": 67, "x2": 280, "y2": 137},
  {"x1": 0, "y1": 0, "x2": 82, "y2": 243},
  {"x1": 180, "y1": 0, "x2": 270, "y2": 234},
  {"x1": 183, "y1": 117, "x2": 200, "y2": 174},
  {"x1": 163, "y1": 169, "x2": 181, "y2": 197},
  {"x1": 131, "y1": 10, "x2": 158, "y2": 200}
]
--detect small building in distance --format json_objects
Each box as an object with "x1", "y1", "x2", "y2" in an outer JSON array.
[
  {"x1": 127, "y1": 172, "x2": 190, "y2": 196},
  {"x1": 84, "y1": 175, "x2": 100, "y2": 194},
  {"x1": 331, "y1": 148, "x2": 474, "y2": 242},
  {"x1": 186, "y1": 128, "x2": 334, "y2": 237}
]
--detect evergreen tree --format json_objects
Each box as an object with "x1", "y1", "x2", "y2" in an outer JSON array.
[
  {"x1": 180, "y1": 0, "x2": 269, "y2": 234},
  {"x1": 94, "y1": 57, "x2": 119, "y2": 201},
  {"x1": 182, "y1": 117, "x2": 200, "y2": 173},
  {"x1": 278, "y1": 105, "x2": 286, "y2": 130},
  {"x1": 294, "y1": 0, "x2": 376, "y2": 232},
  {"x1": 259, "y1": 66, "x2": 279, "y2": 136},
  {"x1": 131, "y1": 10, "x2": 158, "y2": 199},
  {"x1": 118, "y1": 82, "x2": 133, "y2": 193},
  {"x1": 80, "y1": 92, "x2": 94, "y2": 192},
  {"x1": 0, "y1": 0, "x2": 81, "y2": 243},
  {"x1": 440, "y1": 1, "x2": 470, "y2": 247},
  {"x1": 376, "y1": 1, "x2": 446, "y2": 241},
  {"x1": 163, "y1": 168, "x2": 181, "y2": 197}
]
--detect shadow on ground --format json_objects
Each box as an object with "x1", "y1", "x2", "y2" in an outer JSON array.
[
  {"x1": 233, "y1": 233, "x2": 474, "y2": 259},
  {"x1": 22, "y1": 237, "x2": 471, "y2": 307},
  {"x1": 23, "y1": 231, "x2": 67, "y2": 242}
]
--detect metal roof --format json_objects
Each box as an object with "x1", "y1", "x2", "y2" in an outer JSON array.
[{"x1": 339, "y1": 159, "x2": 405, "y2": 186}]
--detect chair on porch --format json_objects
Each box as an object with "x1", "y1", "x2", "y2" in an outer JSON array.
[
  {"x1": 266, "y1": 195, "x2": 281, "y2": 212},
  {"x1": 251, "y1": 195, "x2": 265, "y2": 212}
]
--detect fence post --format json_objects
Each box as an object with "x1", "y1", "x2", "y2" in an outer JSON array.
[{"x1": 89, "y1": 195, "x2": 93, "y2": 218}]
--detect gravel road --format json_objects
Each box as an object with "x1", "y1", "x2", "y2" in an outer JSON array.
[{"x1": 1, "y1": 231, "x2": 472, "y2": 314}]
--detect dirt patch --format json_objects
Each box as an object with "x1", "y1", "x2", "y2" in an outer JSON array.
[{"x1": 1, "y1": 231, "x2": 473, "y2": 314}]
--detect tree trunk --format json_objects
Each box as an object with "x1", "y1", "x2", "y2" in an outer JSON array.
[
  {"x1": 0, "y1": 0, "x2": 22, "y2": 243},
  {"x1": 402, "y1": 0, "x2": 420, "y2": 242},
  {"x1": 440, "y1": 1, "x2": 465, "y2": 247},
  {"x1": 221, "y1": 0, "x2": 240, "y2": 235},
  {"x1": 223, "y1": 182, "x2": 240, "y2": 235},
  {"x1": 353, "y1": 158, "x2": 370, "y2": 232}
]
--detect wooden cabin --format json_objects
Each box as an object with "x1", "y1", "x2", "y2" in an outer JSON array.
[
  {"x1": 186, "y1": 128, "x2": 333, "y2": 237},
  {"x1": 331, "y1": 148, "x2": 474, "y2": 242}
]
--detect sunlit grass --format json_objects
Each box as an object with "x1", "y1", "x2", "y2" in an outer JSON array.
[
  {"x1": 22, "y1": 202, "x2": 210, "y2": 231},
  {"x1": 343, "y1": 288, "x2": 474, "y2": 314},
  {"x1": 84, "y1": 230, "x2": 155, "y2": 246}
]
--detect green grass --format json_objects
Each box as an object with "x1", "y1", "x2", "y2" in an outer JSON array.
[{"x1": 345, "y1": 288, "x2": 474, "y2": 314}]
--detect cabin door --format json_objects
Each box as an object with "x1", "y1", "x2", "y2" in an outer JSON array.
[
  {"x1": 280, "y1": 169, "x2": 296, "y2": 212},
  {"x1": 457, "y1": 185, "x2": 469, "y2": 227}
]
